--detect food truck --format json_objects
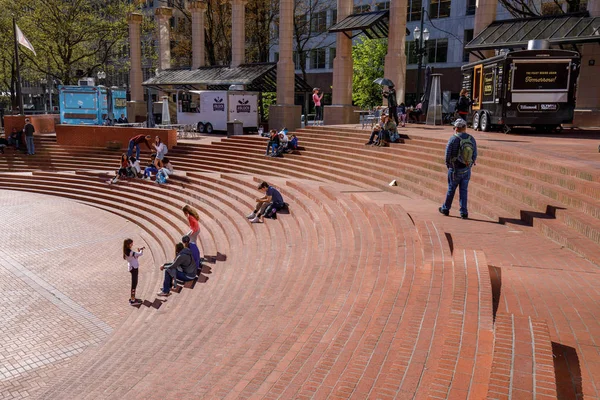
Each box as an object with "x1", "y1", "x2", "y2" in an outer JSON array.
[
  {"x1": 176, "y1": 90, "x2": 259, "y2": 133},
  {"x1": 461, "y1": 48, "x2": 580, "y2": 132},
  {"x1": 59, "y1": 81, "x2": 127, "y2": 125}
]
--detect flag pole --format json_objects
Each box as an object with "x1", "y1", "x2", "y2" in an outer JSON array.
[{"x1": 13, "y1": 16, "x2": 24, "y2": 116}]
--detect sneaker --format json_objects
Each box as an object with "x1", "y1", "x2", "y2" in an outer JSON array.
[
  {"x1": 246, "y1": 213, "x2": 256, "y2": 219},
  {"x1": 365, "y1": 141, "x2": 373, "y2": 145},
  {"x1": 129, "y1": 299, "x2": 141, "y2": 305},
  {"x1": 250, "y1": 216, "x2": 262, "y2": 223},
  {"x1": 264, "y1": 152, "x2": 269, "y2": 156},
  {"x1": 438, "y1": 207, "x2": 449, "y2": 216},
  {"x1": 460, "y1": 213, "x2": 469, "y2": 219},
  {"x1": 157, "y1": 291, "x2": 170, "y2": 297}
]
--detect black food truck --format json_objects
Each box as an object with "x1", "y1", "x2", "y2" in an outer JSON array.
[{"x1": 461, "y1": 48, "x2": 580, "y2": 132}]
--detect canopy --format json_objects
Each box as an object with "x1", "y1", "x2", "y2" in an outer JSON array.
[
  {"x1": 328, "y1": 10, "x2": 390, "y2": 39},
  {"x1": 142, "y1": 62, "x2": 313, "y2": 92},
  {"x1": 465, "y1": 12, "x2": 600, "y2": 54}
]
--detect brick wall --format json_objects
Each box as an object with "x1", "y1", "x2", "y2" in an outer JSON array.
[
  {"x1": 56, "y1": 125, "x2": 177, "y2": 151},
  {"x1": 4, "y1": 115, "x2": 59, "y2": 135}
]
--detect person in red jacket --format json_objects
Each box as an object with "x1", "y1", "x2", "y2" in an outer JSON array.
[
  {"x1": 182, "y1": 205, "x2": 200, "y2": 243},
  {"x1": 127, "y1": 134, "x2": 152, "y2": 160}
]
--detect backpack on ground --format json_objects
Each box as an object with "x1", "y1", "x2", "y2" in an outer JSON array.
[{"x1": 453, "y1": 133, "x2": 475, "y2": 167}]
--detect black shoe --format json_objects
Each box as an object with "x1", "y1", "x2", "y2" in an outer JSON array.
[
  {"x1": 438, "y1": 207, "x2": 449, "y2": 216},
  {"x1": 460, "y1": 213, "x2": 469, "y2": 219}
]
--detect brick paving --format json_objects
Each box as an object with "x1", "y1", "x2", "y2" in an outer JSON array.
[{"x1": 0, "y1": 125, "x2": 599, "y2": 399}]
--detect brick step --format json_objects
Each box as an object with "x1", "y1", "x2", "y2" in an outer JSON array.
[{"x1": 487, "y1": 313, "x2": 557, "y2": 399}]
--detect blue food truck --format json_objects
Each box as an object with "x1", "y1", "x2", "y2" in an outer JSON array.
[{"x1": 59, "y1": 81, "x2": 127, "y2": 125}]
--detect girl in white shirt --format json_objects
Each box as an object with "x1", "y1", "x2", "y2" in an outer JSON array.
[
  {"x1": 154, "y1": 136, "x2": 168, "y2": 167},
  {"x1": 123, "y1": 239, "x2": 144, "y2": 305}
]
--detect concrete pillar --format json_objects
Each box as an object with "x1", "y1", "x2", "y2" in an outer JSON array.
[
  {"x1": 155, "y1": 7, "x2": 173, "y2": 71},
  {"x1": 574, "y1": 0, "x2": 600, "y2": 126},
  {"x1": 127, "y1": 13, "x2": 146, "y2": 122},
  {"x1": 324, "y1": 0, "x2": 358, "y2": 125},
  {"x1": 471, "y1": 0, "x2": 497, "y2": 61},
  {"x1": 384, "y1": 0, "x2": 408, "y2": 104},
  {"x1": 269, "y1": 0, "x2": 301, "y2": 131},
  {"x1": 230, "y1": 0, "x2": 247, "y2": 68},
  {"x1": 190, "y1": 1, "x2": 207, "y2": 69}
]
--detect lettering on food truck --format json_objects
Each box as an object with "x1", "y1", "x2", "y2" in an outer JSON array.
[
  {"x1": 213, "y1": 97, "x2": 225, "y2": 112},
  {"x1": 236, "y1": 99, "x2": 251, "y2": 113}
]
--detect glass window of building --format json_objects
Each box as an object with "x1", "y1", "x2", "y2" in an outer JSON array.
[
  {"x1": 376, "y1": 1, "x2": 390, "y2": 10},
  {"x1": 429, "y1": 0, "x2": 451, "y2": 18},
  {"x1": 331, "y1": 9, "x2": 337, "y2": 25},
  {"x1": 293, "y1": 51, "x2": 300, "y2": 70},
  {"x1": 466, "y1": 0, "x2": 476, "y2": 15},
  {"x1": 463, "y1": 29, "x2": 474, "y2": 62},
  {"x1": 311, "y1": 11, "x2": 328, "y2": 33},
  {"x1": 405, "y1": 41, "x2": 420, "y2": 64},
  {"x1": 310, "y1": 48, "x2": 326, "y2": 69},
  {"x1": 274, "y1": 52, "x2": 279, "y2": 62},
  {"x1": 407, "y1": 0, "x2": 422, "y2": 22},
  {"x1": 354, "y1": 4, "x2": 371, "y2": 13},
  {"x1": 328, "y1": 47, "x2": 336, "y2": 68},
  {"x1": 426, "y1": 39, "x2": 448, "y2": 63}
]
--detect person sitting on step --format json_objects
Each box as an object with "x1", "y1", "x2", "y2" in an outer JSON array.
[
  {"x1": 247, "y1": 181, "x2": 285, "y2": 223},
  {"x1": 285, "y1": 134, "x2": 299, "y2": 153},
  {"x1": 366, "y1": 115, "x2": 386, "y2": 145},
  {"x1": 157, "y1": 242, "x2": 197, "y2": 297},
  {"x1": 265, "y1": 129, "x2": 280, "y2": 156},
  {"x1": 273, "y1": 132, "x2": 288, "y2": 157},
  {"x1": 109, "y1": 154, "x2": 131, "y2": 184},
  {"x1": 143, "y1": 153, "x2": 158, "y2": 180},
  {"x1": 376, "y1": 114, "x2": 397, "y2": 147},
  {"x1": 155, "y1": 157, "x2": 174, "y2": 184},
  {"x1": 182, "y1": 235, "x2": 202, "y2": 273}
]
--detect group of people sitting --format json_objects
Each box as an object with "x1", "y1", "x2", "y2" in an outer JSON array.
[
  {"x1": 365, "y1": 114, "x2": 401, "y2": 147},
  {"x1": 264, "y1": 128, "x2": 299, "y2": 157},
  {"x1": 109, "y1": 134, "x2": 173, "y2": 184}
]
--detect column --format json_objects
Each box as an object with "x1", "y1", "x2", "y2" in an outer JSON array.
[
  {"x1": 155, "y1": 7, "x2": 173, "y2": 71},
  {"x1": 230, "y1": 0, "x2": 247, "y2": 68},
  {"x1": 190, "y1": 1, "x2": 207, "y2": 69},
  {"x1": 127, "y1": 12, "x2": 146, "y2": 122},
  {"x1": 471, "y1": 0, "x2": 497, "y2": 60},
  {"x1": 384, "y1": 0, "x2": 408, "y2": 104},
  {"x1": 324, "y1": 0, "x2": 358, "y2": 125},
  {"x1": 574, "y1": 0, "x2": 600, "y2": 126},
  {"x1": 268, "y1": 0, "x2": 301, "y2": 131}
]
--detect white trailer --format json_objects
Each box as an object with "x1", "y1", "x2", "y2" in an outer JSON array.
[{"x1": 176, "y1": 90, "x2": 259, "y2": 133}]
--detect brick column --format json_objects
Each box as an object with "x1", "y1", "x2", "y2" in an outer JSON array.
[
  {"x1": 155, "y1": 7, "x2": 173, "y2": 71},
  {"x1": 384, "y1": 0, "x2": 408, "y2": 104},
  {"x1": 230, "y1": 0, "x2": 247, "y2": 68},
  {"x1": 127, "y1": 12, "x2": 146, "y2": 122},
  {"x1": 269, "y1": 0, "x2": 301, "y2": 131},
  {"x1": 471, "y1": 0, "x2": 497, "y2": 60},
  {"x1": 190, "y1": 1, "x2": 207, "y2": 69},
  {"x1": 574, "y1": 0, "x2": 600, "y2": 126}
]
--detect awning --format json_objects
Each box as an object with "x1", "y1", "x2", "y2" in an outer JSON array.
[
  {"x1": 465, "y1": 12, "x2": 600, "y2": 52},
  {"x1": 142, "y1": 62, "x2": 313, "y2": 92},
  {"x1": 328, "y1": 10, "x2": 390, "y2": 39}
]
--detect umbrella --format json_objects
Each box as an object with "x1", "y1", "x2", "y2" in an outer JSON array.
[
  {"x1": 161, "y1": 96, "x2": 171, "y2": 125},
  {"x1": 373, "y1": 78, "x2": 395, "y2": 87}
]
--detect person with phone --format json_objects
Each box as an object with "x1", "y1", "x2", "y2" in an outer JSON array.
[{"x1": 123, "y1": 239, "x2": 144, "y2": 305}]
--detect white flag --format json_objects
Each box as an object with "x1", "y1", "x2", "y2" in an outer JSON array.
[{"x1": 16, "y1": 24, "x2": 36, "y2": 56}]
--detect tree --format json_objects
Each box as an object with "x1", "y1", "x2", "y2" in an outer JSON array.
[
  {"x1": 498, "y1": 0, "x2": 586, "y2": 17},
  {"x1": 246, "y1": 0, "x2": 278, "y2": 63},
  {"x1": 352, "y1": 37, "x2": 387, "y2": 110}
]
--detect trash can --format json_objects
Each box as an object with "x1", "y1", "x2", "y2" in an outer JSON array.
[{"x1": 227, "y1": 119, "x2": 243, "y2": 137}]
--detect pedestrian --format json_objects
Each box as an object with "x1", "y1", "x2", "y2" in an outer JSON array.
[
  {"x1": 127, "y1": 134, "x2": 152, "y2": 160},
  {"x1": 456, "y1": 89, "x2": 472, "y2": 121},
  {"x1": 182, "y1": 204, "x2": 200, "y2": 243},
  {"x1": 123, "y1": 238, "x2": 144, "y2": 305},
  {"x1": 23, "y1": 118, "x2": 35, "y2": 155},
  {"x1": 439, "y1": 118, "x2": 477, "y2": 219},
  {"x1": 398, "y1": 102, "x2": 407, "y2": 127},
  {"x1": 153, "y1": 136, "x2": 168, "y2": 166},
  {"x1": 383, "y1": 84, "x2": 399, "y2": 125},
  {"x1": 312, "y1": 88, "x2": 324, "y2": 126}
]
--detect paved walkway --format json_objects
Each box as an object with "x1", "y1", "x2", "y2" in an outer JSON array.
[{"x1": 0, "y1": 191, "x2": 151, "y2": 399}]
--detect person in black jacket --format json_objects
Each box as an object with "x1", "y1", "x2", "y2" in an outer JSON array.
[
  {"x1": 382, "y1": 85, "x2": 399, "y2": 125},
  {"x1": 456, "y1": 89, "x2": 472, "y2": 121}
]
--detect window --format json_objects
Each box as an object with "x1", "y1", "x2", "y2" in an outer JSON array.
[
  {"x1": 311, "y1": 11, "x2": 327, "y2": 33},
  {"x1": 466, "y1": 0, "x2": 476, "y2": 15},
  {"x1": 331, "y1": 9, "x2": 337, "y2": 25},
  {"x1": 292, "y1": 51, "x2": 301, "y2": 70},
  {"x1": 328, "y1": 47, "x2": 336, "y2": 68},
  {"x1": 463, "y1": 29, "x2": 474, "y2": 62},
  {"x1": 426, "y1": 38, "x2": 448, "y2": 63},
  {"x1": 273, "y1": 52, "x2": 279, "y2": 62},
  {"x1": 310, "y1": 48, "x2": 326, "y2": 69},
  {"x1": 429, "y1": 0, "x2": 451, "y2": 18},
  {"x1": 354, "y1": 4, "x2": 371, "y2": 13},
  {"x1": 376, "y1": 1, "x2": 390, "y2": 10},
  {"x1": 407, "y1": 0, "x2": 422, "y2": 22},
  {"x1": 404, "y1": 41, "x2": 420, "y2": 64}
]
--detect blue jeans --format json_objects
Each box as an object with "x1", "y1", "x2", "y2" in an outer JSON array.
[
  {"x1": 26, "y1": 136, "x2": 35, "y2": 154},
  {"x1": 144, "y1": 166, "x2": 158, "y2": 178},
  {"x1": 127, "y1": 140, "x2": 140, "y2": 160},
  {"x1": 162, "y1": 269, "x2": 195, "y2": 294},
  {"x1": 441, "y1": 168, "x2": 471, "y2": 215}
]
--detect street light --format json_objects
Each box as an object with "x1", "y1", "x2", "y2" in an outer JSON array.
[
  {"x1": 97, "y1": 70, "x2": 106, "y2": 85},
  {"x1": 413, "y1": 7, "x2": 430, "y2": 105}
]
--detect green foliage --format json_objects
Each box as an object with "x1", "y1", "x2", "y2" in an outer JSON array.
[
  {"x1": 261, "y1": 92, "x2": 276, "y2": 122},
  {"x1": 352, "y1": 37, "x2": 388, "y2": 109}
]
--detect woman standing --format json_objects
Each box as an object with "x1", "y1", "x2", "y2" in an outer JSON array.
[
  {"x1": 123, "y1": 239, "x2": 144, "y2": 305},
  {"x1": 312, "y1": 88, "x2": 324, "y2": 126},
  {"x1": 456, "y1": 89, "x2": 472, "y2": 121},
  {"x1": 182, "y1": 205, "x2": 200, "y2": 243},
  {"x1": 154, "y1": 136, "x2": 168, "y2": 167}
]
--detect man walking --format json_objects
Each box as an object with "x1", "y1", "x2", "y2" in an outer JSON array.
[
  {"x1": 23, "y1": 118, "x2": 35, "y2": 155},
  {"x1": 439, "y1": 119, "x2": 477, "y2": 219}
]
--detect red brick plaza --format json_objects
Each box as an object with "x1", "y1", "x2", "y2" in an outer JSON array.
[{"x1": 0, "y1": 124, "x2": 599, "y2": 399}]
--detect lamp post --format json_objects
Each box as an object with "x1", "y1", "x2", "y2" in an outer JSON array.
[
  {"x1": 413, "y1": 8, "x2": 430, "y2": 105},
  {"x1": 97, "y1": 70, "x2": 107, "y2": 86}
]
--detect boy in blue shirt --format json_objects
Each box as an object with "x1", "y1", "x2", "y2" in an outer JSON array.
[{"x1": 247, "y1": 181, "x2": 285, "y2": 223}]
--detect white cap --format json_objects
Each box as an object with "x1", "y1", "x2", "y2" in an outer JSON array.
[{"x1": 453, "y1": 118, "x2": 467, "y2": 128}]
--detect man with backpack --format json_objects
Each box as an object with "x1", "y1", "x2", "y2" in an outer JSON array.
[{"x1": 439, "y1": 118, "x2": 477, "y2": 219}]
